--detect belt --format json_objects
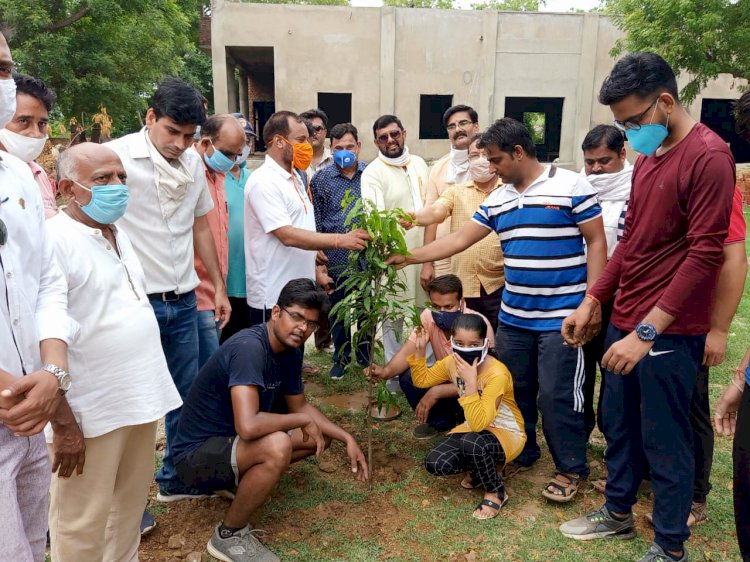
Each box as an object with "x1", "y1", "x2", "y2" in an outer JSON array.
[{"x1": 147, "y1": 290, "x2": 183, "y2": 302}]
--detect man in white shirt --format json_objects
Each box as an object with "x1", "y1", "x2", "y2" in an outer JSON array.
[
  {"x1": 107, "y1": 77, "x2": 230, "y2": 502},
  {"x1": 0, "y1": 31, "x2": 79, "y2": 562},
  {"x1": 244, "y1": 110, "x2": 369, "y2": 326},
  {"x1": 421, "y1": 105, "x2": 480, "y2": 285},
  {"x1": 46, "y1": 142, "x2": 182, "y2": 561}
]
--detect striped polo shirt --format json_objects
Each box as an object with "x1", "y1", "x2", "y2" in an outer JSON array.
[{"x1": 473, "y1": 165, "x2": 601, "y2": 331}]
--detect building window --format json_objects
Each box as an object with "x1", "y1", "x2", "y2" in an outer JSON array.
[
  {"x1": 505, "y1": 97, "x2": 564, "y2": 162},
  {"x1": 419, "y1": 94, "x2": 453, "y2": 140},
  {"x1": 317, "y1": 93, "x2": 352, "y2": 130}
]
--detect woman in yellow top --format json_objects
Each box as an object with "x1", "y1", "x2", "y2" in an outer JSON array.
[{"x1": 409, "y1": 313, "x2": 526, "y2": 520}]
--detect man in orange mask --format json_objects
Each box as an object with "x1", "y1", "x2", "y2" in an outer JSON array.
[{"x1": 243, "y1": 111, "x2": 370, "y2": 328}]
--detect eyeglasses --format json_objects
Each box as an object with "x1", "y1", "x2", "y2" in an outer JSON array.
[
  {"x1": 376, "y1": 130, "x2": 402, "y2": 144},
  {"x1": 211, "y1": 140, "x2": 240, "y2": 160},
  {"x1": 312, "y1": 125, "x2": 326, "y2": 134},
  {"x1": 446, "y1": 119, "x2": 475, "y2": 132},
  {"x1": 613, "y1": 99, "x2": 658, "y2": 131},
  {"x1": 281, "y1": 307, "x2": 320, "y2": 333}
]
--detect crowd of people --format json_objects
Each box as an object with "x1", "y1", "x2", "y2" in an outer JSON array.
[{"x1": 2, "y1": 24, "x2": 750, "y2": 562}]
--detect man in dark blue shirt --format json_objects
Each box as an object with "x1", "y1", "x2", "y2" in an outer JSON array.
[
  {"x1": 311, "y1": 123, "x2": 370, "y2": 379},
  {"x1": 172, "y1": 278, "x2": 368, "y2": 562}
]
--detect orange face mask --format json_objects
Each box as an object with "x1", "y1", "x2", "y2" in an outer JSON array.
[{"x1": 278, "y1": 136, "x2": 313, "y2": 170}]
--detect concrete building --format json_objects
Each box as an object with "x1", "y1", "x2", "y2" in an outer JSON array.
[{"x1": 208, "y1": 1, "x2": 749, "y2": 168}]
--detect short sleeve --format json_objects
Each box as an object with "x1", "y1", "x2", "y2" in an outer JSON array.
[
  {"x1": 436, "y1": 185, "x2": 457, "y2": 214},
  {"x1": 247, "y1": 177, "x2": 293, "y2": 234},
  {"x1": 472, "y1": 205, "x2": 494, "y2": 231},
  {"x1": 225, "y1": 337, "x2": 268, "y2": 389},
  {"x1": 726, "y1": 187, "x2": 747, "y2": 244},
  {"x1": 282, "y1": 350, "x2": 305, "y2": 395},
  {"x1": 570, "y1": 177, "x2": 601, "y2": 224}
]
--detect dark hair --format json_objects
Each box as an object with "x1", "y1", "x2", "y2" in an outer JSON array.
[
  {"x1": 478, "y1": 117, "x2": 537, "y2": 158},
  {"x1": 14, "y1": 74, "x2": 56, "y2": 112},
  {"x1": 300, "y1": 109, "x2": 328, "y2": 129},
  {"x1": 263, "y1": 110, "x2": 302, "y2": 144},
  {"x1": 451, "y1": 313, "x2": 487, "y2": 339},
  {"x1": 301, "y1": 118, "x2": 315, "y2": 137},
  {"x1": 428, "y1": 274, "x2": 463, "y2": 301},
  {"x1": 443, "y1": 104, "x2": 478, "y2": 128},
  {"x1": 581, "y1": 124, "x2": 626, "y2": 153},
  {"x1": 200, "y1": 114, "x2": 236, "y2": 141},
  {"x1": 736, "y1": 91, "x2": 750, "y2": 142},
  {"x1": 329, "y1": 123, "x2": 359, "y2": 143},
  {"x1": 277, "y1": 278, "x2": 329, "y2": 312},
  {"x1": 150, "y1": 77, "x2": 206, "y2": 126},
  {"x1": 372, "y1": 114, "x2": 403, "y2": 137},
  {"x1": 468, "y1": 134, "x2": 482, "y2": 148},
  {"x1": 599, "y1": 52, "x2": 679, "y2": 106}
]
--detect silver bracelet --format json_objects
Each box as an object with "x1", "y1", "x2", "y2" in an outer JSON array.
[{"x1": 732, "y1": 379, "x2": 745, "y2": 393}]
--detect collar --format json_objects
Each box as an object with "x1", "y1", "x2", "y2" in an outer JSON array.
[
  {"x1": 467, "y1": 178, "x2": 501, "y2": 194},
  {"x1": 264, "y1": 154, "x2": 293, "y2": 180},
  {"x1": 334, "y1": 160, "x2": 367, "y2": 179},
  {"x1": 507, "y1": 164, "x2": 555, "y2": 195},
  {"x1": 59, "y1": 206, "x2": 120, "y2": 237}
]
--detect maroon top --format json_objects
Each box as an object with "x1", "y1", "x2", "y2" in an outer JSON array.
[{"x1": 589, "y1": 123, "x2": 735, "y2": 335}]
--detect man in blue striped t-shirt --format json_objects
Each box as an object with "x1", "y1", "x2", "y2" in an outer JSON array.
[{"x1": 388, "y1": 118, "x2": 607, "y2": 502}]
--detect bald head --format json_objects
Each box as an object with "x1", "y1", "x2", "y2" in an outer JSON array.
[
  {"x1": 58, "y1": 142, "x2": 124, "y2": 182},
  {"x1": 197, "y1": 114, "x2": 246, "y2": 161}
]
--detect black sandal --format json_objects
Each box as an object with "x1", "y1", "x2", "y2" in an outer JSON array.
[{"x1": 472, "y1": 493, "x2": 509, "y2": 520}]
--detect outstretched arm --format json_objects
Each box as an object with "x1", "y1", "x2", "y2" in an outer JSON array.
[{"x1": 387, "y1": 221, "x2": 490, "y2": 268}]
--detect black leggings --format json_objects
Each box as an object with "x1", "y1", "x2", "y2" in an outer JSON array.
[{"x1": 425, "y1": 431, "x2": 506, "y2": 494}]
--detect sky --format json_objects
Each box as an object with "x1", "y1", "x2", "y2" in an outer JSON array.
[{"x1": 349, "y1": 0, "x2": 602, "y2": 10}]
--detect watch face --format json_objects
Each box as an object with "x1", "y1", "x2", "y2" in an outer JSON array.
[
  {"x1": 637, "y1": 324, "x2": 657, "y2": 341},
  {"x1": 60, "y1": 373, "x2": 72, "y2": 392}
]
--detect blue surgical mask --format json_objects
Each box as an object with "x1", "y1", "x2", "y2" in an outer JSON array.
[
  {"x1": 75, "y1": 181, "x2": 129, "y2": 224},
  {"x1": 333, "y1": 149, "x2": 356, "y2": 169},
  {"x1": 451, "y1": 337, "x2": 489, "y2": 366},
  {"x1": 432, "y1": 309, "x2": 462, "y2": 332},
  {"x1": 203, "y1": 140, "x2": 235, "y2": 173},
  {"x1": 625, "y1": 101, "x2": 669, "y2": 156}
]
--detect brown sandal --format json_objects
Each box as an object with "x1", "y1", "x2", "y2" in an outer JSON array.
[
  {"x1": 645, "y1": 501, "x2": 707, "y2": 527},
  {"x1": 541, "y1": 472, "x2": 582, "y2": 503}
]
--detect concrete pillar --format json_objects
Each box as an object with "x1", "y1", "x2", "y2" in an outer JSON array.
[
  {"x1": 239, "y1": 68, "x2": 249, "y2": 117},
  {"x1": 478, "y1": 10, "x2": 499, "y2": 125},
  {"x1": 379, "y1": 6, "x2": 396, "y2": 115},
  {"x1": 226, "y1": 57, "x2": 239, "y2": 113},
  {"x1": 573, "y1": 13, "x2": 600, "y2": 169},
  {"x1": 210, "y1": 1, "x2": 229, "y2": 113}
]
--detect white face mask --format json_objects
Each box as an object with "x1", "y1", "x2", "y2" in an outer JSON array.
[
  {"x1": 469, "y1": 155, "x2": 496, "y2": 183},
  {"x1": 0, "y1": 128, "x2": 47, "y2": 162},
  {"x1": 0, "y1": 78, "x2": 16, "y2": 130}
]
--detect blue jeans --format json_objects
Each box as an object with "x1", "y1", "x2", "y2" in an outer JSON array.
[
  {"x1": 149, "y1": 291, "x2": 199, "y2": 494},
  {"x1": 197, "y1": 309, "x2": 221, "y2": 368}
]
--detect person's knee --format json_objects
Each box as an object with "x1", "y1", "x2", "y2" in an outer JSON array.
[
  {"x1": 424, "y1": 450, "x2": 448, "y2": 476},
  {"x1": 263, "y1": 432, "x2": 293, "y2": 468},
  {"x1": 459, "y1": 432, "x2": 489, "y2": 455}
]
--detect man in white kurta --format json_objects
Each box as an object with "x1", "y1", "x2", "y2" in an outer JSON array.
[{"x1": 361, "y1": 115, "x2": 429, "y2": 366}]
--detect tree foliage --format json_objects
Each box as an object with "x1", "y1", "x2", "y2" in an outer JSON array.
[
  {"x1": 0, "y1": 0, "x2": 212, "y2": 136},
  {"x1": 471, "y1": 0, "x2": 543, "y2": 11},
  {"x1": 384, "y1": 0, "x2": 455, "y2": 9},
  {"x1": 604, "y1": 0, "x2": 750, "y2": 103},
  {"x1": 239, "y1": 0, "x2": 349, "y2": 4}
]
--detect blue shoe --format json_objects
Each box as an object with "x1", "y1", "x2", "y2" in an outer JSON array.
[
  {"x1": 156, "y1": 487, "x2": 215, "y2": 503},
  {"x1": 329, "y1": 364, "x2": 345, "y2": 380},
  {"x1": 140, "y1": 511, "x2": 156, "y2": 536}
]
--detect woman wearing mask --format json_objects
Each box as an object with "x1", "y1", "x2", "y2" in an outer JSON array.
[
  {"x1": 409, "y1": 313, "x2": 525, "y2": 520},
  {"x1": 407, "y1": 136, "x2": 505, "y2": 331}
]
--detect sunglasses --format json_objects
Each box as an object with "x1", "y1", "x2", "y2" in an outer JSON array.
[
  {"x1": 312, "y1": 125, "x2": 326, "y2": 134},
  {"x1": 376, "y1": 130, "x2": 402, "y2": 144}
]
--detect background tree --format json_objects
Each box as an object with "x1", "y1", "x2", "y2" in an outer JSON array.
[
  {"x1": 383, "y1": 0, "x2": 455, "y2": 8},
  {"x1": 0, "y1": 0, "x2": 212, "y2": 136},
  {"x1": 471, "y1": 0, "x2": 543, "y2": 11},
  {"x1": 604, "y1": 0, "x2": 750, "y2": 103}
]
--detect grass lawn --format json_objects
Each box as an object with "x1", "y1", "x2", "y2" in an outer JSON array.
[{"x1": 140, "y1": 234, "x2": 750, "y2": 562}]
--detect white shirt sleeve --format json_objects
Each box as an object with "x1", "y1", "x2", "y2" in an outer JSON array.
[{"x1": 360, "y1": 166, "x2": 385, "y2": 211}]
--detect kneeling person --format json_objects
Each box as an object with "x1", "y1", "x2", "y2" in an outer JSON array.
[
  {"x1": 171, "y1": 278, "x2": 368, "y2": 562},
  {"x1": 411, "y1": 314, "x2": 525, "y2": 519}
]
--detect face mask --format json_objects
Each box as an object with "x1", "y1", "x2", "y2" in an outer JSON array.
[
  {"x1": 74, "y1": 181, "x2": 130, "y2": 224},
  {"x1": 451, "y1": 337, "x2": 489, "y2": 366},
  {"x1": 624, "y1": 101, "x2": 669, "y2": 156},
  {"x1": 236, "y1": 145, "x2": 251, "y2": 167},
  {"x1": 279, "y1": 136, "x2": 313, "y2": 170},
  {"x1": 238, "y1": 160, "x2": 247, "y2": 169},
  {"x1": 333, "y1": 149, "x2": 356, "y2": 169},
  {"x1": 432, "y1": 309, "x2": 462, "y2": 332},
  {"x1": 469, "y1": 155, "x2": 495, "y2": 183},
  {"x1": 0, "y1": 78, "x2": 16, "y2": 130},
  {"x1": 203, "y1": 140, "x2": 235, "y2": 173},
  {"x1": 0, "y1": 128, "x2": 47, "y2": 163}
]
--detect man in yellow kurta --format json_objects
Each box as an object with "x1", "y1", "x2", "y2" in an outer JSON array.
[{"x1": 361, "y1": 115, "x2": 428, "y2": 367}]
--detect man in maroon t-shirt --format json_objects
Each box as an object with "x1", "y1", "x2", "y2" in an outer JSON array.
[{"x1": 558, "y1": 53, "x2": 735, "y2": 562}]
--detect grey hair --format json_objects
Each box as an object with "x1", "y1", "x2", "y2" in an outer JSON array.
[{"x1": 56, "y1": 148, "x2": 80, "y2": 182}]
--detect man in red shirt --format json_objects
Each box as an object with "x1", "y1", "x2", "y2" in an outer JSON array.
[{"x1": 558, "y1": 53, "x2": 735, "y2": 562}]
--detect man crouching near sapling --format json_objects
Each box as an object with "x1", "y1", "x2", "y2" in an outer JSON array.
[{"x1": 170, "y1": 278, "x2": 369, "y2": 562}]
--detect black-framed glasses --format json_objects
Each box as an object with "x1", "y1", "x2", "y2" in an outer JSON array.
[
  {"x1": 376, "y1": 129, "x2": 402, "y2": 144},
  {"x1": 281, "y1": 306, "x2": 320, "y2": 333},
  {"x1": 613, "y1": 99, "x2": 658, "y2": 131},
  {"x1": 446, "y1": 119, "x2": 475, "y2": 132}
]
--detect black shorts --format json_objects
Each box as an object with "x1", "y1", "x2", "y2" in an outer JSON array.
[{"x1": 175, "y1": 436, "x2": 239, "y2": 492}]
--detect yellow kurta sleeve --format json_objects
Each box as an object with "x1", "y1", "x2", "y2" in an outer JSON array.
[
  {"x1": 457, "y1": 373, "x2": 508, "y2": 432},
  {"x1": 435, "y1": 185, "x2": 457, "y2": 214},
  {"x1": 407, "y1": 355, "x2": 452, "y2": 388}
]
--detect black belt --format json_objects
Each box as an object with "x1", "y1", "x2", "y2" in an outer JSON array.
[{"x1": 147, "y1": 290, "x2": 182, "y2": 302}]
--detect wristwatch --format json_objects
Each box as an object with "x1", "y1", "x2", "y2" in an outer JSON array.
[
  {"x1": 42, "y1": 364, "x2": 72, "y2": 394},
  {"x1": 634, "y1": 323, "x2": 658, "y2": 342}
]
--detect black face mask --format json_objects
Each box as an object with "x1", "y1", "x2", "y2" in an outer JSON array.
[
  {"x1": 432, "y1": 309, "x2": 461, "y2": 332},
  {"x1": 451, "y1": 338, "x2": 489, "y2": 366}
]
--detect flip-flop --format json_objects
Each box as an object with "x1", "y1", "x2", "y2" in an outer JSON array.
[{"x1": 472, "y1": 493, "x2": 509, "y2": 520}]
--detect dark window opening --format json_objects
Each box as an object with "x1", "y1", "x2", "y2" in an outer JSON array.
[
  {"x1": 317, "y1": 93, "x2": 352, "y2": 130},
  {"x1": 505, "y1": 97, "x2": 564, "y2": 162},
  {"x1": 419, "y1": 94, "x2": 453, "y2": 140},
  {"x1": 701, "y1": 98, "x2": 750, "y2": 164}
]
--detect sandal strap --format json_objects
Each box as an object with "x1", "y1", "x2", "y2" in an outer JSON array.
[{"x1": 477, "y1": 498, "x2": 501, "y2": 511}]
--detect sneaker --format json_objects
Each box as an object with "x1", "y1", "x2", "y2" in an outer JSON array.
[
  {"x1": 329, "y1": 364, "x2": 345, "y2": 380},
  {"x1": 638, "y1": 542, "x2": 688, "y2": 562},
  {"x1": 156, "y1": 488, "x2": 215, "y2": 503},
  {"x1": 140, "y1": 511, "x2": 156, "y2": 537},
  {"x1": 215, "y1": 488, "x2": 237, "y2": 500},
  {"x1": 559, "y1": 505, "x2": 636, "y2": 541},
  {"x1": 207, "y1": 524, "x2": 280, "y2": 562},
  {"x1": 412, "y1": 423, "x2": 439, "y2": 439}
]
